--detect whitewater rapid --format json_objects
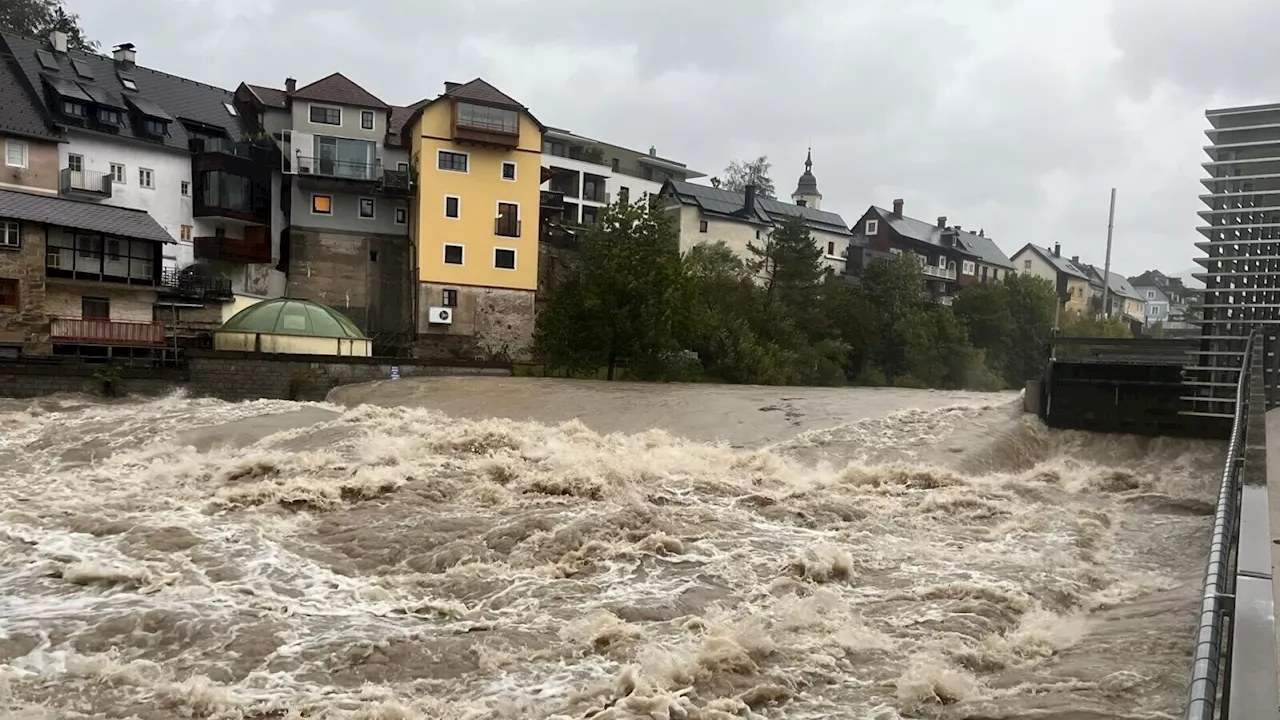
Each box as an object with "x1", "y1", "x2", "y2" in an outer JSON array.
[{"x1": 0, "y1": 383, "x2": 1221, "y2": 719}]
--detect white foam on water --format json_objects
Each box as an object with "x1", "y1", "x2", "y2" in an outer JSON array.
[{"x1": 0, "y1": 390, "x2": 1221, "y2": 719}]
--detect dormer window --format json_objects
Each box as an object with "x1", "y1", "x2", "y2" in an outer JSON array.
[
  {"x1": 142, "y1": 118, "x2": 168, "y2": 137},
  {"x1": 62, "y1": 100, "x2": 87, "y2": 118},
  {"x1": 97, "y1": 108, "x2": 123, "y2": 126}
]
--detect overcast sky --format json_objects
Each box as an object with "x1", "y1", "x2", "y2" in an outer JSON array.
[{"x1": 72, "y1": 0, "x2": 1280, "y2": 278}]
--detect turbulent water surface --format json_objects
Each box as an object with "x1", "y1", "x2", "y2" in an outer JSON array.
[{"x1": 0, "y1": 379, "x2": 1222, "y2": 719}]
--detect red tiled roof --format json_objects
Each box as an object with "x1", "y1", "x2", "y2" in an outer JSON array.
[
  {"x1": 290, "y1": 72, "x2": 388, "y2": 109},
  {"x1": 246, "y1": 83, "x2": 287, "y2": 109}
]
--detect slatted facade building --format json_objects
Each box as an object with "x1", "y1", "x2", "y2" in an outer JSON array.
[{"x1": 1192, "y1": 102, "x2": 1280, "y2": 417}]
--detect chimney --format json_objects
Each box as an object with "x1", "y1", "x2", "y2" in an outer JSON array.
[
  {"x1": 444, "y1": 81, "x2": 461, "y2": 93},
  {"x1": 1071, "y1": 255, "x2": 1079, "y2": 264},
  {"x1": 979, "y1": 228, "x2": 985, "y2": 237},
  {"x1": 744, "y1": 184, "x2": 757, "y2": 214},
  {"x1": 285, "y1": 77, "x2": 297, "y2": 93},
  {"x1": 954, "y1": 224, "x2": 962, "y2": 232},
  {"x1": 49, "y1": 31, "x2": 68, "y2": 53},
  {"x1": 1053, "y1": 243, "x2": 1061, "y2": 258},
  {"x1": 937, "y1": 216, "x2": 947, "y2": 229},
  {"x1": 649, "y1": 146, "x2": 657, "y2": 157},
  {"x1": 892, "y1": 198, "x2": 903, "y2": 216},
  {"x1": 112, "y1": 43, "x2": 136, "y2": 66}
]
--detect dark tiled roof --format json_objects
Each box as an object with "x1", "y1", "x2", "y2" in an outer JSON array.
[
  {"x1": 246, "y1": 84, "x2": 287, "y2": 109},
  {"x1": 1017, "y1": 244, "x2": 1092, "y2": 280},
  {"x1": 1, "y1": 31, "x2": 245, "y2": 151},
  {"x1": 667, "y1": 180, "x2": 853, "y2": 235},
  {"x1": 1081, "y1": 263, "x2": 1142, "y2": 300},
  {"x1": 872, "y1": 207, "x2": 1013, "y2": 268},
  {"x1": 290, "y1": 72, "x2": 389, "y2": 109},
  {"x1": 0, "y1": 50, "x2": 59, "y2": 141},
  {"x1": 387, "y1": 99, "x2": 430, "y2": 147},
  {"x1": 445, "y1": 78, "x2": 522, "y2": 108},
  {"x1": 0, "y1": 188, "x2": 174, "y2": 243}
]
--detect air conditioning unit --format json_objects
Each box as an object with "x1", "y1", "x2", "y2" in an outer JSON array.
[{"x1": 428, "y1": 307, "x2": 453, "y2": 325}]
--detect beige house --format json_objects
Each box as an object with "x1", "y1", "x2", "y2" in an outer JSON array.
[{"x1": 1010, "y1": 243, "x2": 1092, "y2": 315}]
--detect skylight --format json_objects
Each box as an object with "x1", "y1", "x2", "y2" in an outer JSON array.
[
  {"x1": 70, "y1": 58, "x2": 94, "y2": 79},
  {"x1": 223, "y1": 102, "x2": 238, "y2": 116},
  {"x1": 120, "y1": 76, "x2": 137, "y2": 91},
  {"x1": 35, "y1": 49, "x2": 57, "y2": 70}
]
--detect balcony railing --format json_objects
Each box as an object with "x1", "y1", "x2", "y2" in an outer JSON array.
[
  {"x1": 160, "y1": 267, "x2": 233, "y2": 300},
  {"x1": 921, "y1": 264, "x2": 957, "y2": 281},
  {"x1": 193, "y1": 235, "x2": 272, "y2": 264},
  {"x1": 59, "y1": 168, "x2": 112, "y2": 198},
  {"x1": 540, "y1": 190, "x2": 566, "y2": 211},
  {"x1": 495, "y1": 216, "x2": 522, "y2": 238},
  {"x1": 192, "y1": 138, "x2": 263, "y2": 159},
  {"x1": 295, "y1": 156, "x2": 377, "y2": 181},
  {"x1": 378, "y1": 168, "x2": 413, "y2": 194},
  {"x1": 51, "y1": 317, "x2": 166, "y2": 347}
]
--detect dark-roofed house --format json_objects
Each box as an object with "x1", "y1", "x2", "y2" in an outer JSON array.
[
  {"x1": 1128, "y1": 270, "x2": 1193, "y2": 330},
  {"x1": 0, "y1": 187, "x2": 176, "y2": 357},
  {"x1": 846, "y1": 199, "x2": 1016, "y2": 305},
  {"x1": 1079, "y1": 263, "x2": 1145, "y2": 324},
  {"x1": 234, "y1": 73, "x2": 413, "y2": 343},
  {"x1": 0, "y1": 41, "x2": 63, "y2": 197},
  {"x1": 661, "y1": 172, "x2": 854, "y2": 276},
  {"x1": 1009, "y1": 243, "x2": 1093, "y2": 315}
]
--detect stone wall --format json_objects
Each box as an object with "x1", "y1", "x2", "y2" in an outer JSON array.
[
  {"x1": 286, "y1": 227, "x2": 413, "y2": 336},
  {"x1": 0, "y1": 223, "x2": 49, "y2": 352},
  {"x1": 415, "y1": 283, "x2": 535, "y2": 361},
  {"x1": 0, "y1": 352, "x2": 511, "y2": 402}
]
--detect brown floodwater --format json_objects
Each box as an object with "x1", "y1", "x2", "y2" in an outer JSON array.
[{"x1": 0, "y1": 378, "x2": 1220, "y2": 719}]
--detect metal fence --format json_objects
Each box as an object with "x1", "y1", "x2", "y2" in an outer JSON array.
[{"x1": 1185, "y1": 329, "x2": 1280, "y2": 720}]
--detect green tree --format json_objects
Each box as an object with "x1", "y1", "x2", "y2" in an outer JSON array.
[
  {"x1": 0, "y1": 0, "x2": 97, "y2": 51},
  {"x1": 1000, "y1": 273, "x2": 1058, "y2": 387},
  {"x1": 714, "y1": 156, "x2": 776, "y2": 199},
  {"x1": 534, "y1": 199, "x2": 685, "y2": 380},
  {"x1": 953, "y1": 280, "x2": 1014, "y2": 377}
]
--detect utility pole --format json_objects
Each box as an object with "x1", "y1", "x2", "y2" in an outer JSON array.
[{"x1": 1102, "y1": 188, "x2": 1116, "y2": 319}]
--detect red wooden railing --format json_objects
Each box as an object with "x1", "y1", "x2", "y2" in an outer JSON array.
[{"x1": 50, "y1": 317, "x2": 167, "y2": 346}]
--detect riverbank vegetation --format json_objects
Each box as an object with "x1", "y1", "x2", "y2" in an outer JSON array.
[{"x1": 534, "y1": 201, "x2": 1063, "y2": 390}]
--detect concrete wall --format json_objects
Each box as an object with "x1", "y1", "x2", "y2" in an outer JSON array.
[
  {"x1": 671, "y1": 204, "x2": 767, "y2": 260},
  {"x1": 1, "y1": 135, "x2": 60, "y2": 195},
  {"x1": 60, "y1": 132, "x2": 192, "y2": 268},
  {"x1": 0, "y1": 223, "x2": 49, "y2": 351},
  {"x1": 0, "y1": 352, "x2": 510, "y2": 401},
  {"x1": 289, "y1": 189, "x2": 407, "y2": 236},
  {"x1": 416, "y1": 282, "x2": 534, "y2": 360},
  {"x1": 290, "y1": 99, "x2": 387, "y2": 145}
]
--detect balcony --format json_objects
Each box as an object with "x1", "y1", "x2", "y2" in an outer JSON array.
[
  {"x1": 160, "y1": 267, "x2": 233, "y2": 301},
  {"x1": 540, "y1": 190, "x2": 566, "y2": 213},
  {"x1": 194, "y1": 232, "x2": 272, "y2": 264},
  {"x1": 453, "y1": 102, "x2": 520, "y2": 149},
  {"x1": 495, "y1": 216, "x2": 522, "y2": 238},
  {"x1": 60, "y1": 168, "x2": 112, "y2": 199},
  {"x1": 193, "y1": 171, "x2": 270, "y2": 225},
  {"x1": 377, "y1": 168, "x2": 413, "y2": 196},
  {"x1": 295, "y1": 156, "x2": 377, "y2": 181},
  {"x1": 921, "y1": 264, "x2": 957, "y2": 281},
  {"x1": 51, "y1": 317, "x2": 166, "y2": 347},
  {"x1": 46, "y1": 241, "x2": 158, "y2": 286}
]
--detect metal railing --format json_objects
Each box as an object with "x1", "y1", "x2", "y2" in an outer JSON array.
[
  {"x1": 295, "y1": 156, "x2": 377, "y2": 181},
  {"x1": 1185, "y1": 329, "x2": 1279, "y2": 720},
  {"x1": 921, "y1": 263, "x2": 957, "y2": 281},
  {"x1": 59, "y1": 167, "x2": 112, "y2": 196}
]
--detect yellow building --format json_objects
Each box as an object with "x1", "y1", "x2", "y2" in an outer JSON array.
[
  {"x1": 1011, "y1": 243, "x2": 1092, "y2": 315},
  {"x1": 405, "y1": 79, "x2": 544, "y2": 358}
]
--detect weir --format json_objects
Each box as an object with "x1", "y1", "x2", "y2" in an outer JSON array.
[{"x1": 1036, "y1": 333, "x2": 1280, "y2": 718}]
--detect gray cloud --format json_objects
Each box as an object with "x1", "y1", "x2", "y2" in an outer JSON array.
[{"x1": 72, "y1": 0, "x2": 1280, "y2": 278}]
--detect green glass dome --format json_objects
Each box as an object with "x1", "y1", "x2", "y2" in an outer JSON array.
[{"x1": 216, "y1": 298, "x2": 366, "y2": 339}]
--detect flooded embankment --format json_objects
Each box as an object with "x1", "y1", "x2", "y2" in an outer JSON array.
[{"x1": 0, "y1": 379, "x2": 1221, "y2": 718}]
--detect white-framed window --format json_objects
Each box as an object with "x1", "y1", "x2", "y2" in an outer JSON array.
[
  {"x1": 1023, "y1": 259, "x2": 1032, "y2": 270},
  {"x1": 699, "y1": 220, "x2": 708, "y2": 233},
  {"x1": 444, "y1": 195, "x2": 460, "y2": 219},
  {"x1": 494, "y1": 247, "x2": 516, "y2": 270},
  {"x1": 180, "y1": 180, "x2": 190, "y2": 196},
  {"x1": 961, "y1": 260, "x2": 976, "y2": 275},
  {"x1": 360, "y1": 110, "x2": 375, "y2": 130},
  {"x1": 394, "y1": 207, "x2": 407, "y2": 225},
  {"x1": 443, "y1": 243, "x2": 464, "y2": 265},
  {"x1": 865, "y1": 219, "x2": 879, "y2": 235},
  {"x1": 180, "y1": 225, "x2": 191, "y2": 241},
  {"x1": 437, "y1": 150, "x2": 468, "y2": 173},
  {"x1": 110, "y1": 163, "x2": 125, "y2": 183},
  {"x1": 501, "y1": 161, "x2": 516, "y2": 181},
  {"x1": 311, "y1": 194, "x2": 333, "y2": 215},
  {"x1": 309, "y1": 104, "x2": 341, "y2": 126},
  {"x1": 1146, "y1": 290, "x2": 1155, "y2": 299},
  {"x1": 1, "y1": 220, "x2": 19, "y2": 248},
  {"x1": 890, "y1": 248, "x2": 903, "y2": 256},
  {"x1": 5, "y1": 140, "x2": 27, "y2": 169},
  {"x1": 67, "y1": 154, "x2": 83, "y2": 173},
  {"x1": 358, "y1": 197, "x2": 375, "y2": 219},
  {"x1": 138, "y1": 167, "x2": 154, "y2": 189}
]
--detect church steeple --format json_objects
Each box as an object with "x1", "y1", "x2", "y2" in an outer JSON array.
[{"x1": 792, "y1": 147, "x2": 822, "y2": 210}]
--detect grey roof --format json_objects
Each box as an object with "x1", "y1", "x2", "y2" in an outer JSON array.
[
  {"x1": 793, "y1": 150, "x2": 820, "y2": 197},
  {"x1": 668, "y1": 180, "x2": 852, "y2": 235},
  {"x1": 1081, "y1": 263, "x2": 1142, "y2": 300},
  {"x1": 245, "y1": 84, "x2": 287, "y2": 109},
  {"x1": 871, "y1": 207, "x2": 1014, "y2": 268},
  {"x1": 387, "y1": 99, "x2": 431, "y2": 147},
  {"x1": 0, "y1": 49, "x2": 59, "y2": 141},
  {"x1": 1, "y1": 31, "x2": 246, "y2": 152},
  {"x1": 0, "y1": 188, "x2": 174, "y2": 243},
  {"x1": 1016, "y1": 244, "x2": 1092, "y2": 280}
]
